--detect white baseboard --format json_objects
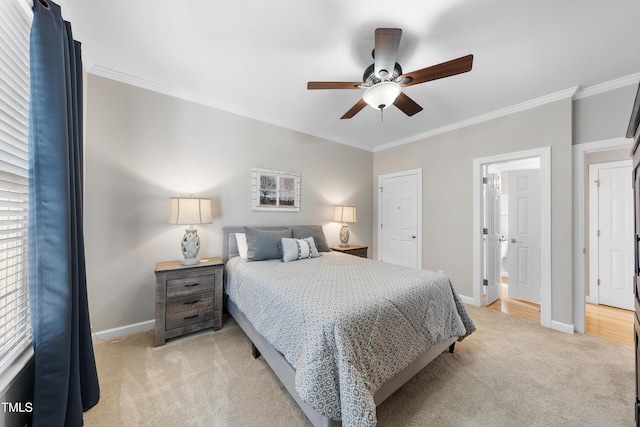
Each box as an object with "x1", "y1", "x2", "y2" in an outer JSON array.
[
  {"x1": 551, "y1": 320, "x2": 574, "y2": 335},
  {"x1": 92, "y1": 319, "x2": 155, "y2": 342},
  {"x1": 458, "y1": 294, "x2": 477, "y2": 306}
]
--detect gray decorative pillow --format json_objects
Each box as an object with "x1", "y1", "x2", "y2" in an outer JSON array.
[
  {"x1": 292, "y1": 226, "x2": 330, "y2": 252},
  {"x1": 280, "y1": 237, "x2": 320, "y2": 262},
  {"x1": 244, "y1": 227, "x2": 292, "y2": 261}
]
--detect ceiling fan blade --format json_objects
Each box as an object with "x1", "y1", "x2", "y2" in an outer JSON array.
[
  {"x1": 307, "y1": 82, "x2": 363, "y2": 90},
  {"x1": 374, "y1": 28, "x2": 402, "y2": 79},
  {"x1": 399, "y1": 54, "x2": 473, "y2": 87},
  {"x1": 394, "y1": 92, "x2": 423, "y2": 116},
  {"x1": 340, "y1": 99, "x2": 367, "y2": 119}
]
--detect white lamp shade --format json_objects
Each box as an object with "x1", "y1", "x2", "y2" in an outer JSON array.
[
  {"x1": 332, "y1": 205, "x2": 357, "y2": 223},
  {"x1": 362, "y1": 82, "x2": 401, "y2": 110},
  {"x1": 168, "y1": 197, "x2": 213, "y2": 225}
]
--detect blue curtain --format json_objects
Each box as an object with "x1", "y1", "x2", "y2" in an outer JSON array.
[{"x1": 28, "y1": 1, "x2": 99, "y2": 426}]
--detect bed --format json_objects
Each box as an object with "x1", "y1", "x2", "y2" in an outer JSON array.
[{"x1": 222, "y1": 225, "x2": 475, "y2": 427}]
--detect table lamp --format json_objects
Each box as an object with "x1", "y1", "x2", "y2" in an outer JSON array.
[
  {"x1": 332, "y1": 205, "x2": 356, "y2": 247},
  {"x1": 168, "y1": 197, "x2": 213, "y2": 265}
]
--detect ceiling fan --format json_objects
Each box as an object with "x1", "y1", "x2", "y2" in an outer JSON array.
[{"x1": 307, "y1": 28, "x2": 474, "y2": 120}]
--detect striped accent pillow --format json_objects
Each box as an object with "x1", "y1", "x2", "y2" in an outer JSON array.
[{"x1": 280, "y1": 237, "x2": 320, "y2": 262}]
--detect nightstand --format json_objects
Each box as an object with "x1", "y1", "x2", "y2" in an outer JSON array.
[
  {"x1": 154, "y1": 258, "x2": 223, "y2": 346},
  {"x1": 331, "y1": 244, "x2": 368, "y2": 258}
]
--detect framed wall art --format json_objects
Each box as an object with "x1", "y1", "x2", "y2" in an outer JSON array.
[{"x1": 252, "y1": 168, "x2": 300, "y2": 212}]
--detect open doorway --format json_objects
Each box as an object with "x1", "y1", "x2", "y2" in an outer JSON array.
[
  {"x1": 484, "y1": 157, "x2": 540, "y2": 310},
  {"x1": 572, "y1": 138, "x2": 633, "y2": 334},
  {"x1": 483, "y1": 158, "x2": 542, "y2": 322},
  {"x1": 473, "y1": 147, "x2": 552, "y2": 329}
]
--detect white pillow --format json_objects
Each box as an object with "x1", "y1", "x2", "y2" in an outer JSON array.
[
  {"x1": 280, "y1": 237, "x2": 320, "y2": 262},
  {"x1": 235, "y1": 233, "x2": 248, "y2": 259}
]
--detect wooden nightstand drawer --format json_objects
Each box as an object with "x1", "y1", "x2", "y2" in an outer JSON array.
[
  {"x1": 166, "y1": 292, "x2": 214, "y2": 316},
  {"x1": 166, "y1": 306, "x2": 214, "y2": 331},
  {"x1": 166, "y1": 274, "x2": 216, "y2": 298}
]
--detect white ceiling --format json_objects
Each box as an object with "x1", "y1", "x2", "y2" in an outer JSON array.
[{"x1": 56, "y1": 0, "x2": 640, "y2": 152}]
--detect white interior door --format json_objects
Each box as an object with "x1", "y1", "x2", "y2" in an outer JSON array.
[
  {"x1": 484, "y1": 171, "x2": 502, "y2": 306},
  {"x1": 507, "y1": 169, "x2": 541, "y2": 303},
  {"x1": 589, "y1": 162, "x2": 633, "y2": 310},
  {"x1": 379, "y1": 171, "x2": 420, "y2": 268}
]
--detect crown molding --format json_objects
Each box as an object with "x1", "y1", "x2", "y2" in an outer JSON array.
[
  {"x1": 573, "y1": 72, "x2": 640, "y2": 99},
  {"x1": 85, "y1": 64, "x2": 372, "y2": 151},
  {"x1": 88, "y1": 63, "x2": 218, "y2": 106},
  {"x1": 374, "y1": 87, "x2": 579, "y2": 152}
]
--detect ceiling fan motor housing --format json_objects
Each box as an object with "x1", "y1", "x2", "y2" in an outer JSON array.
[{"x1": 363, "y1": 62, "x2": 403, "y2": 86}]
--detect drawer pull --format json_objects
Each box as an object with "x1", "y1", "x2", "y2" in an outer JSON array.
[
  {"x1": 184, "y1": 283, "x2": 200, "y2": 288},
  {"x1": 183, "y1": 314, "x2": 199, "y2": 320},
  {"x1": 184, "y1": 300, "x2": 200, "y2": 305}
]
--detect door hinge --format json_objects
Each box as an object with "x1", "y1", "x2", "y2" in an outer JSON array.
[
  {"x1": 483, "y1": 279, "x2": 488, "y2": 286},
  {"x1": 597, "y1": 278, "x2": 601, "y2": 286},
  {"x1": 595, "y1": 179, "x2": 600, "y2": 188},
  {"x1": 597, "y1": 229, "x2": 600, "y2": 237},
  {"x1": 483, "y1": 228, "x2": 488, "y2": 235},
  {"x1": 482, "y1": 177, "x2": 488, "y2": 184},
  {"x1": 379, "y1": 186, "x2": 383, "y2": 193},
  {"x1": 380, "y1": 223, "x2": 383, "y2": 229}
]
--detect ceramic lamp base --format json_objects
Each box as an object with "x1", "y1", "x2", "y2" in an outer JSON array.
[
  {"x1": 339, "y1": 224, "x2": 350, "y2": 247},
  {"x1": 181, "y1": 227, "x2": 200, "y2": 265}
]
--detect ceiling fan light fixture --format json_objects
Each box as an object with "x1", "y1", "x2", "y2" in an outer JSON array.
[{"x1": 362, "y1": 81, "x2": 401, "y2": 110}]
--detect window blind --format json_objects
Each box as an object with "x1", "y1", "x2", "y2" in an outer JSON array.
[{"x1": 0, "y1": 0, "x2": 32, "y2": 369}]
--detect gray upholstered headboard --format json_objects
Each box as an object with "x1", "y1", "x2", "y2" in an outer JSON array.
[{"x1": 222, "y1": 225, "x2": 323, "y2": 263}]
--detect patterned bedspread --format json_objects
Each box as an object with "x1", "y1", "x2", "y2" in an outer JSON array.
[{"x1": 225, "y1": 252, "x2": 475, "y2": 426}]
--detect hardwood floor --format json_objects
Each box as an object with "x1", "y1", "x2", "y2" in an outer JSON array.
[
  {"x1": 487, "y1": 283, "x2": 634, "y2": 347},
  {"x1": 585, "y1": 302, "x2": 634, "y2": 347}
]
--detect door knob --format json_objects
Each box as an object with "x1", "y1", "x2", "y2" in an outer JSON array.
[
  {"x1": 410, "y1": 234, "x2": 416, "y2": 239},
  {"x1": 510, "y1": 238, "x2": 517, "y2": 244}
]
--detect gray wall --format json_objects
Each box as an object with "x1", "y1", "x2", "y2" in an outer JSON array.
[
  {"x1": 84, "y1": 74, "x2": 373, "y2": 332},
  {"x1": 573, "y1": 84, "x2": 638, "y2": 145},
  {"x1": 373, "y1": 98, "x2": 573, "y2": 325}
]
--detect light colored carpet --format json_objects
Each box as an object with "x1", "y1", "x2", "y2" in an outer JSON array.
[{"x1": 84, "y1": 305, "x2": 634, "y2": 426}]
